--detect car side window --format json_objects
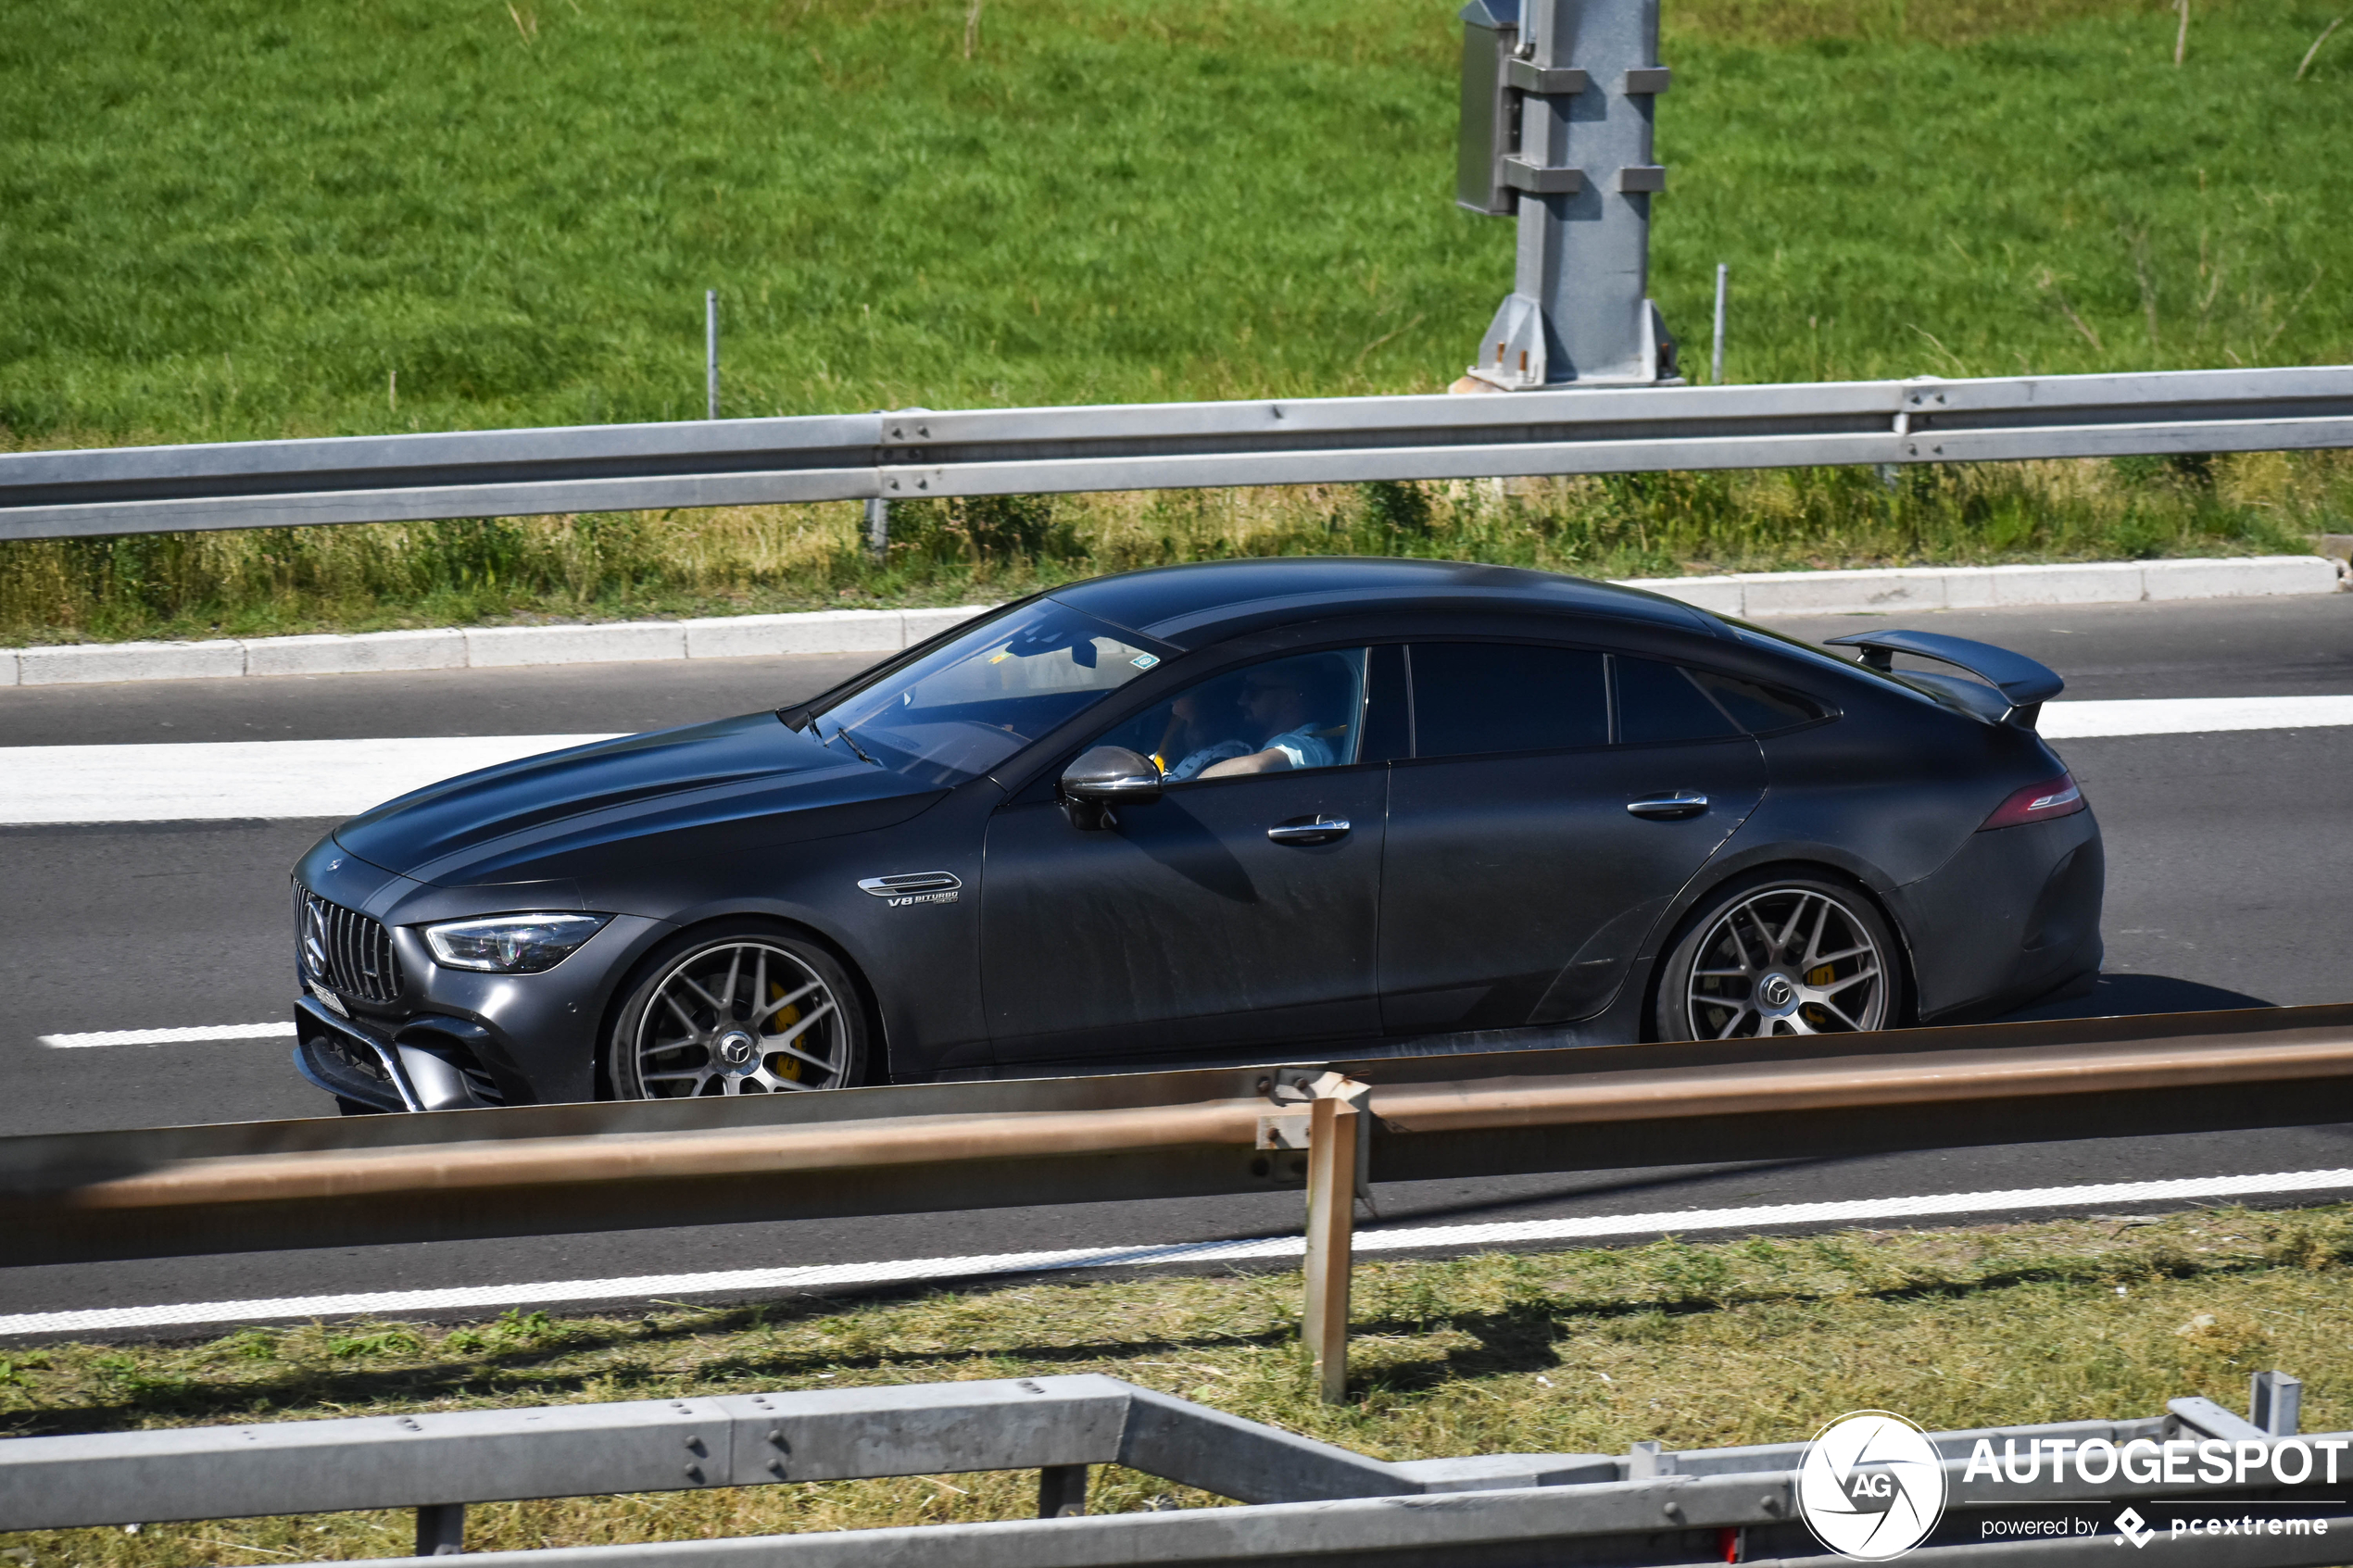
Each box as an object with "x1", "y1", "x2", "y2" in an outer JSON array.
[
  {"x1": 1613, "y1": 656, "x2": 1742, "y2": 744},
  {"x1": 1685, "y1": 669, "x2": 1826, "y2": 734},
  {"x1": 1408, "y1": 643, "x2": 1608, "y2": 759},
  {"x1": 1090, "y1": 648, "x2": 1369, "y2": 782}
]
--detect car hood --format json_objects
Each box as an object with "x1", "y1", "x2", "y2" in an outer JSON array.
[{"x1": 333, "y1": 712, "x2": 946, "y2": 887}]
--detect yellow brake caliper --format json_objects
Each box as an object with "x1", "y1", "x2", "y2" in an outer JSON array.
[{"x1": 767, "y1": 980, "x2": 805, "y2": 1082}]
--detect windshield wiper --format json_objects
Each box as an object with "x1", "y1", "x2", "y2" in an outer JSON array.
[{"x1": 820, "y1": 720, "x2": 881, "y2": 767}]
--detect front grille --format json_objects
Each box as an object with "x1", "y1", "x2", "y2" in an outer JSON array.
[{"x1": 294, "y1": 883, "x2": 405, "y2": 1004}]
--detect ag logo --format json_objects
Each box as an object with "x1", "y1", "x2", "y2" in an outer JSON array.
[{"x1": 1797, "y1": 1411, "x2": 1947, "y2": 1561}]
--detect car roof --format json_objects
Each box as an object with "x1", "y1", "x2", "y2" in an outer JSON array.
[{"x1": 1046, "y1": 558, "x2": 1721, "y2": 646}]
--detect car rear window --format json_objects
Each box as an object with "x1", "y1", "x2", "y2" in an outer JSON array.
[
  {"x1": 1613, "y1": 657, "x2": 1742, "y2": 744},
  {"x1": 1409, "y1": 643, "x2": 1609, "y2": 758},
  {"x1": 1687, "y1": 669, "x2": 1826, "y2": 734}
]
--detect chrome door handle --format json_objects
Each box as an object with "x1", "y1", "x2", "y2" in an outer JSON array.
[
  {"x1": 1267, "y1": 816, "x2": 1352, "y2": 846},
  {"x1": 1626, "y1": 792, "x2": 1708, "y2": 820}
]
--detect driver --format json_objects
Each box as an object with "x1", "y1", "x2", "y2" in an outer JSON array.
[{"x1": 1165, "y1": 658, "x2": 1352, "y2": 780}]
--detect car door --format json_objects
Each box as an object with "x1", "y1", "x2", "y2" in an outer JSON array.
[
  {"x1": 982, "y1": 647, "x2": 1389, "y2": 1067},
  {"x1": 1378, "y1": 643, "x2": 1767, "y2": 1034}
]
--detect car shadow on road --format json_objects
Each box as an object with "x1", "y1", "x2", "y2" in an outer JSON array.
[{"x1": 1991, "y1": 972, "x2": 2274, "y2": 1023}]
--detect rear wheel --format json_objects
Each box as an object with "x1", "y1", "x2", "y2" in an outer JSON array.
[
  {"x1": 1654, "y1": 873, "x2": 1902, "y2": 1040},
  {"x1": 607, "y1": 927, "x2": 868, "y2": 1098}
]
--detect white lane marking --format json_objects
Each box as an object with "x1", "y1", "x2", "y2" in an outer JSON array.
[
  {"x1": 7, "y1": 1166, "x2": 2349, "y2": 1337},
  {"x1": 0, "y1": 734, "x2": 626, "y2": 824},
  {"x1": 38, "y1": 1022, "x2": 297, "y2": 1049},
  {"x1": 2039, "y1": 695, "x2": 2353, "y2": 738},
  {"x1": 0, "y1": 698, "x2": 2346, "y2": 825}
]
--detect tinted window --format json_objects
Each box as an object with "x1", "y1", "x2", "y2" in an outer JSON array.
[
  {"x1": 1615, "y1": 657, "x2": 1740, "y2": 744},
  {"x1": 1410, "y1": 643, "x2": 1608, "y2": 759},
  {"x1": 1093, "y1": 648, "x2": 1367, "y2": 781},
  {"x1": 806, "y1": 601, "x2": 1159, "y2": 785},
  {"x1": 1688, "y1": 670, "x2": 1825, "y2": 734}
]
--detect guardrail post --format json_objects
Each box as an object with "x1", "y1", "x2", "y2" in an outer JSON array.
[
  {"x1": 864, "y1": 495, "x2": 889, "y2": 556},
  {"x1": 1303, "y1": 1092, "x2": 1360, "y2": 1404},
  {"x1": 416, "y1": 1501, "x2": 464, "y2": 1555},
  {"x1": 2253, "y1": 1370, "x2": 2303, "y2": 1435},
  {"x1": 1038, "y1": 1463, "x2": 1089, "y2": 1517}
]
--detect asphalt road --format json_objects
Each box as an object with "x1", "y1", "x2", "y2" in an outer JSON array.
[{"x1": 5, "y1": 595, "x2": 2351, "y2": 1331}]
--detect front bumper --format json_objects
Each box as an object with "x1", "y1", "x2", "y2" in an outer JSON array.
[{"x1": 292, "y1": 995, "x2": 503, "y2": 1112}]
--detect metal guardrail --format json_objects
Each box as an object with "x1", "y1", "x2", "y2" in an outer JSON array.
[
  {"x1": 8, "y1": 1002, "x2": 2353, "y2": 1271},
  {"x1": 9, "y1": 1003, "x2": 2353, "y2": 1397},
  {"x1": 3, "y1": 1370, "x2": 2340, "y2": 1566},
  {"x1": 4, "y1": 365, "x2": 2351, "y2": 540}
]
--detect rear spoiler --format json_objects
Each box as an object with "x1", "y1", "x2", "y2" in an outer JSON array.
[{"x1": 1822, "y1": 628, "x2": 2064, "y2": 729}]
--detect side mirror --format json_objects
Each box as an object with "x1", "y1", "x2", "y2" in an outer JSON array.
[{"x1": 1060, "y1": 746, "x2": 1162, "y2": 830}]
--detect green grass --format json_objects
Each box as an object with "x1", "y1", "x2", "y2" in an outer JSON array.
[
  {"x1": 6, "y1": 1206, "x2": 2353, "y2": 1562},
  {"x1": 3, "y1": 0, "x2": 2350, "y2": 643},
  {"x1": 5, "y1": 0, "x2": 2347, "y2": 438}
]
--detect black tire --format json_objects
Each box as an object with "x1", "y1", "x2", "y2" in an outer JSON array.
[
  {"x1": 606, "y1": 923, "x2": 871, "y2": 1098},
  {"x1": 335, "y1": 1095, "x2": 389, "y2": 1116},
  {"x1": 1653, "y1": 871, "x2": 1905, "y2": 1041}
]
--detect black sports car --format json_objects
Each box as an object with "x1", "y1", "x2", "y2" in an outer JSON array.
[{"x1": 290, "y1": 558, "x2": 2102, "y2": 1112}]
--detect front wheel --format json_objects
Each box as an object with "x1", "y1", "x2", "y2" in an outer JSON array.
[
  {"x1": 1654, "y1": 874, "x2": 1903, "y2": 1040},
  {"x1": 607, "y1": 927, "x2": 869, "y2": 1098}
]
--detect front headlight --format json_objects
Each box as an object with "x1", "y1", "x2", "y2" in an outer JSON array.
[{"x1": 423, "y1": 913, "x2": 611, "y2": 973}]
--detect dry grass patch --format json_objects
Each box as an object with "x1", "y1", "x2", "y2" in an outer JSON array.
[{"x1": 7, "y1": 1205, "x2": 2353, "y2": 1562}]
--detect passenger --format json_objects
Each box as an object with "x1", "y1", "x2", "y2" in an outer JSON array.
[{"x1": 1169, "y1": 658, "x2": 1352, "y2": 779}]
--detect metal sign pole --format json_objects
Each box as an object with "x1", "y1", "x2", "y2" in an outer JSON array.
[
  {"x1": 1712, "y1": 261, "x2": 1729, "y2": 383},
  {"x1": 705, "y1": 290, "x2": 720, "y2": 420},
  {"x1": 1458, "y1": 0, "x2": 1675, "y2": 389}
]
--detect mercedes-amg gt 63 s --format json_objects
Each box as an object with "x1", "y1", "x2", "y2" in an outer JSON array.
[{"x1": 289, "y1": 558, "x2": 2103, "y2": 1112}]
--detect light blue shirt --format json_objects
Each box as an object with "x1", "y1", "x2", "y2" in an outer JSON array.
[
  {"x1": 1261, "y1": 725, "x2": 1335, "y2": 770},
  {"x1": 1168, "y1": 725, "x2": 1333, "y2": 779}
]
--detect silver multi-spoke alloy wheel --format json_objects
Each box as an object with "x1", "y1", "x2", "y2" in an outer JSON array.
[
  {"x1": 1664, "y1": 880, "x2": 1898, "y2": 1040},
  {"x1": 616, "y1": 936, "x2": 861, "y2": 1097}
]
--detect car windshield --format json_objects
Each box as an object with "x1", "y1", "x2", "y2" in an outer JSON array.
[{"x1": 799, "y1": 599, "x2": 1164, "y2": 785}]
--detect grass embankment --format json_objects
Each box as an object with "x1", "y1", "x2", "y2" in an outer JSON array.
[
  {"x1": 4, "y1": 0, "x2": 2349, "y2": 642},
  {"x1": 6, "y1": 1206, "x2": 2353, "y2": 1562}
]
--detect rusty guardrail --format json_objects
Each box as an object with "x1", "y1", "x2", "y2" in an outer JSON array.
[{"x1": 9, "y1": 1002, "x2": 2353, "y2": 1392}]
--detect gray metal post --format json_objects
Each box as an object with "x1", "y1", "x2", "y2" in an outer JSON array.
[
  {"x1": 416, "y1": 1501, "x2": 464, "y2": 1555},
  {"x1": 863, "y1": 495, "x2": 889, "y2": 556},
  {"x1": 1711, "y1": 262, "x2": 1728, "y2": 383},
  {"x1": 1038, "y1": 1463, "x2": 1088, "y2": 1517},
  {"x1": 1466, "y1": 0, "x2": 1673, "y2": 388},
  {"x1": 2252, "y1": 1370, "x2": 2303, "y2": 1436},
  {"x1": 705, "y1": 290, "x2": 720, "y2": 420}
]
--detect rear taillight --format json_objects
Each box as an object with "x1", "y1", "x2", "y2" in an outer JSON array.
[{"x1": 1979, "y1": 771, "x2": 2085, "y2": 831}]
